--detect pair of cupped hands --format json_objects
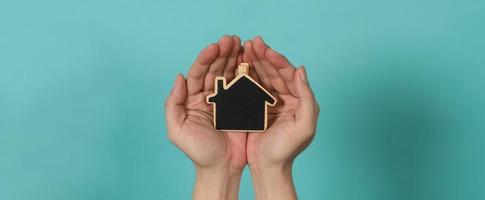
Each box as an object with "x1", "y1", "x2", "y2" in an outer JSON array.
[{"x1": 165, "y1": 35, "x2": 319, "y2": 200}]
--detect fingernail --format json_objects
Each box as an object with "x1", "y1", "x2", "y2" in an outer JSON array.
[
  {"x1": 258, "y1": 36, "x2": 271, "y2": 48},
  {"x1": 268, "y1": 48, "x2": 277, "y2": 56},
  {"x1": 243, "y1": 40, "x2": 250, "y2": 46},
  {"x1": 299, "y1": 66, "x2": 308, "y2": 83},
  {"x1": 264, "y1": 42, "x2": 271, "y2": 49},
  {"x1": 220, "y1": 35, "x2": 229, "y2": 42},
  {"x1": 171, "y1": 73, "x2": 181, "y2": 93}
]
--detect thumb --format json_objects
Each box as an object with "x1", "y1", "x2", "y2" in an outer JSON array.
[
  {"x1": 294, "y1": 66, "x2": 319, "y2": 129},
  {"x1": 165, "y1": 73, "x2": 187, "y2": 140}
]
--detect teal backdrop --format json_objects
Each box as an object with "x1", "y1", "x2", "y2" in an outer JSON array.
[{"x1": 1, "y1": 0, "x2": 484, "y2": 199}]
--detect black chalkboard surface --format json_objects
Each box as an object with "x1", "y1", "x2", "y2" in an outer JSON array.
[{"x1": 206, "y1": 63, "x2": 277, "y2": 132}]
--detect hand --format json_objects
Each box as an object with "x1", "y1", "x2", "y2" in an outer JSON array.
[
  {"x1": 165, "y1": 35, "x2": 246, "y2": 200},
  {"x1": 243, "y1": 36, "x2": 320, "y2": 200}
]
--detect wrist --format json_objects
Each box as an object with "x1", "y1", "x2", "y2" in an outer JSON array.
[
  {"x1": 193, "y1": 166, "x2": 244, "y2": 200},
  {"x1": 248, "y1": 162, "x2": 297, "y2": 200},
  {"x1": 248, "y1": 161, "x2": 293, "y2": 176}
]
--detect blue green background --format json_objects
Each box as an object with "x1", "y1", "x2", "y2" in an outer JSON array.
[{"x1": 1, "y1": 0, "x2": 484, "y2": 199}]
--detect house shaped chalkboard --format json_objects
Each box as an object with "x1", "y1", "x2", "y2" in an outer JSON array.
[{"x1": 206, "y1": 63, "x2": 277, "y2": 132}]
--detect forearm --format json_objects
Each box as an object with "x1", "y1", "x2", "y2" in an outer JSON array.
[
  {"x1": 249, "y1": 162, "x2": 298, "y2": 200},
  {"x1": 193, "y1": 167, "x2": 243, "y2": 200}
]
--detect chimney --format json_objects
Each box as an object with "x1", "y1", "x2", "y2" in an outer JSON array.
[
  {"x1": 237, "y1": 63, "x2": 249, "y2": 75},
  {"x1": 217, "y1": 79, "x2": 225, "y2": 92}
]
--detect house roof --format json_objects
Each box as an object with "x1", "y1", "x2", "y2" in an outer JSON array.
[{"x1": 208, "y1": 73, "x2": 277, "y2": 106}]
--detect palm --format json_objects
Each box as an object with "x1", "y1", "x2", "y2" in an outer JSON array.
[
  {"x1": 242, "y1": 37, "x2": 318, "y2": 167},
  {"x1": 247, "y1": 92, "x2": 301, "y2": 165},
  {"x1": 181, "y1": 91, "x2": 247, "y2": 169},
  {"x1": 166, "y1": 35, "x2": 247, "y2": 170}
]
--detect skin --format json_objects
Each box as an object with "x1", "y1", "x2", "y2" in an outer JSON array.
[{"x1": 165, "y1": 35, "x2": 319, "y2": 200}]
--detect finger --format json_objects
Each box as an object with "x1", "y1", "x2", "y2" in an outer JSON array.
[
  {"x1": 237, "y1": 48, "x2": 243, "y2": 67},
  {"x1": 223, "y1": 35, "x2": 241, "y2": 81},
  {"x1": 265, "y1": 47, "x2": 296, "y2": 82},
  {"x1": 243, "y1": 39, "x2": 273, "y2": 91},
  {"x1": 248, "y1": 64, "x2": 261, "y2": 83},
  {"x1": 265, "y1": 47, "x2": 298, "y2": 95},
  {"x1": 252, "y1": 36, "x2": 290, "y2": 94},
  {"x1": 242, "y1": 43, "x2": 261, "y2": 82},
  {"x1": 165, "y1": 74, "x2": 188, "y2": 141},
  {"x1": 204, "y1": 35, "x2": 234, "y2": 91},
  {"x1": 294, "y1": 66, "x2": 318, "y2": 129},
  {"x1": 186, "y1": 44, "x2": 219, "y2": 95}
]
